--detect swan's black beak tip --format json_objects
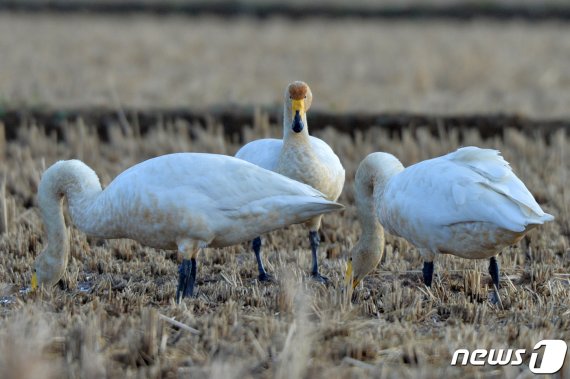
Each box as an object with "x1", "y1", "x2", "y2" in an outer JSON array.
[{"x1": 292, "y1": 110, "x2": 304, "y2": 133}]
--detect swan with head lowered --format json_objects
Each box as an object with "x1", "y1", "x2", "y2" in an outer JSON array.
[
  {"x1": 235, "y1": 81, "x2": 345, "y2": 283},
  {"x1": 345, "y1": 147, "x2": 554, "y2": 301},
  {"x1": 31, "y1": 153, "x2": 343, "y2": 303}
]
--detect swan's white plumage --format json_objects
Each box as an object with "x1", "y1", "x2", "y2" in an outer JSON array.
[
  {"x1": 235, "y1": 81, "x2": 344, "y2": 212},
  {"x1": 234, "y1": 81, "x2": 345, "y2": 281},
  {"x1": 235, "y1": 138, "x2": 281, "y2": 171},
  {"x1": 69, "y1": 153, "x2": 341, "y2": 248},
  {"x1": 445, "y1": 147, "x2": 545, "y2": 217},
  {"x1": 377, "y1": 147, "x2": 554, "y2": 258},
  {"x1": 348, "y1": 146, "x2": 554, "y2": 288},
  {"x1": 34, "y1": 153, "x2": 343, "y2": 288},
  {"x1": 235, "y1": 136, "x2": 345, "y2": 200}
]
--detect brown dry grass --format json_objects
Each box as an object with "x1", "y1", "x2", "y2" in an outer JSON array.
[
  {"x1": 2, "y1": 15, "x2": 570, "y2": 118},
  {"x1": 0, "y1": 115, "x2": 568, "y2": 378}
]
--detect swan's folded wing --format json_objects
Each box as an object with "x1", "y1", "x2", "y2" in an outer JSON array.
[
  {"x1": 211, "y1": 158, "x2": 335, "y2": 210},
  {"x1": 176, "y1": 154, "x2": 343, "y2": 238},
  {"x1": 223, "y1": 195, "x2": 342, "y2": 228},
  {"x1": 447, "y1": 147, "x2": 553, "y2": 222},
  {"x1": 309, "y1": 136, "x2": 346, "y2": 199},
  {"x1": 382, "y1": 153, "x2": 552, "y2": 235},
  {"x1": 446, "y1": 147, "x2": 511, "y2": 180},
  {"x1": 122, "y1": 153, "x2": 330, "y2": 207},
  {"x1": 98, "y1": 153, "x2": 343, "y2": 246},
  {"x1": 309, "y1": 137, "x2": 345, "y2": 178}
]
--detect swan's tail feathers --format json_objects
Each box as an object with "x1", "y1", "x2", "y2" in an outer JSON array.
[
  {"x1": 234, "y1": 195, "x2": 344, "y2": 233},
  {"x1": 527, "y1": 212, "x2": 555, "y2": 226},
  {"x1": 224, "y1": 196, "x2": 343, "y2": 242},
  {"x1": 286, "y1": 197, "x2": 344, "y2": 222},
  {"x1": 522, "y1": 212, "x2": 555, "y2": 234},
  {"x1": 510, "y1": 204, "x2": 554, "y2": 230}
]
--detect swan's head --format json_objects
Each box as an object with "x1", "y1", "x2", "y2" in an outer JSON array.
[
  {"x1": 284, "y1": 81, "x2": 313, "y2": 134},
  {"x1": 32, "y1": 246, "x2": 68, "y2": 290},
  {"x1": 345, "y1": 245, "x2": 383, "y2": 290}
]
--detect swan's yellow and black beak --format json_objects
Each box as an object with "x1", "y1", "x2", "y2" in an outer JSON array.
[
  {"x1": 31, "y1": 270, "x2": 38, "y2": 291},
  {"x1": 344, "y1": 258, "x2": 360, "y2": 290},
  {"x1": 291, "y1": 99, "x2": 305, "y2": 133}
]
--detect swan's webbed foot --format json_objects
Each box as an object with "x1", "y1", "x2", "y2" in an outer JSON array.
[
  {"x1": 252, "y1": 236, "x2": 274, "y2": 282},
  {"x1": 423, "y1": 261, "x2": 434, "y2": 287},
  {"x1": 489, "y1": 291, "x2": 501, "y2": 305},
  {"x1": 258, "y1": 272, "x2": 275, "y2": 282},
  {"x1": 311, "y1": 272, "x2": 329, "y2": 284},
  {"x1": 176, "y1": 258, "x2": 197, "y2": 303}
]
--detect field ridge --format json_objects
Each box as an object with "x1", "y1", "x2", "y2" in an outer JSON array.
[
  {"x1": 2, "y1": 108, "x2": 569, "y2": 142},
  {"x1": 2, "y1": 1, "x2": 570, "y2": 21}
]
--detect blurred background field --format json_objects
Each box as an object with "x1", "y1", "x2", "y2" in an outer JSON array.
[
  {"x1": 0, "y1": 2, "x2": 569, "y2": 378},
  {"x1": 1, "y1": 15, "x2": 570, "y2": 117}
]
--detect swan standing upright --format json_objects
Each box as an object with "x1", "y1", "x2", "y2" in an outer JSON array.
[
  {"x1": 32, "y1": 153, "x2": 344, "y2": 303},
  {"x1": 235, "y1": 81, "x2": 345, "y2": 282},
  {"x1": 346, "y1": 147, "x2": 554, "y2": 300}
]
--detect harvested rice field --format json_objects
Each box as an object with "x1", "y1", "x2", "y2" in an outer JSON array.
[
  {"x1": 0, "y1": 117, "x2": 568, "y2": 378},
  {"x1": 1, "y1": 5, "x2": 570, "y2": 378}
]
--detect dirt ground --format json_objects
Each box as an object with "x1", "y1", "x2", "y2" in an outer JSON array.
[
  {"x1": 0, "y1": 116, "x2": 568, "y2": 378},
  {"x1": 2, "y1": 15, "x2": 570, "y2": 118}
]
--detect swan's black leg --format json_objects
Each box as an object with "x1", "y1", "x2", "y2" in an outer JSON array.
[
  {"x1": 309, "y1": 231, "x2": 328, "y2": 283},
  {"x1": 252, "y1": 237, "x2": 273, "y2": 282},
  {"x1": 176, "y1": 258, "x2": 197, "y2": 303},
  {"x1": 185, "y1": 258, "x2": 197, "y2": 298},
  {"x1": 423, "y1": 261, "x2": 434, "y2": 287},
  {"x1": 489, "y1": 257, "x2": 500, "y2": 289},
  {"x1": 489, "y1": 256, "x2": 500, "y2": 304},
  {"x1": 176, "y1": 259, "x2": 191, "y2": 303}
]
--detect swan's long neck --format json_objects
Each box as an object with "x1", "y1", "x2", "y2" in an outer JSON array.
[
  {"x1": 352, "y1": 153, "x2": 405, "y2": 263},
  {"x1": 42, "y1": 160, "x2": 105, "y2": 232},
  {"x1": 35, "y1": 160, "x2": 104, "y2": 285},
  {"x1": 354, "y1": 166, "x2": 385, "y2": 251},
  {"x1": 37, "y1": 181, "x2": 70, "y2": 282}
]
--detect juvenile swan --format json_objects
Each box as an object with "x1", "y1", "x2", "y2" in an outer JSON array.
[
  {"x1": 236, "y1": 81, "x2": 345, "y2": 282},
  {"x1": 32, "y1": 153, "x2": 344, "y2": 303},
  {"x1": 346, "y1": 147, "x2": 554, "y2": 300}
]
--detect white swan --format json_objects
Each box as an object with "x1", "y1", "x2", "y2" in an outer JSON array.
[
  {"x1": 346, "y1": 147, "x2": 554, "y2": 300},
  {"x1": 235, "y1": 81, "x2": 345, "y2": 282},
  {"x1": 31, "y1": 153, "x2": 344, "y2": 303}
]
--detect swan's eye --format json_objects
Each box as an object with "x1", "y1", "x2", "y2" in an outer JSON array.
[
  {"x1": 304, "y1": 95, "x2": 307, "y2": 99},
  {"x1": 289, "y1": 96, "x2": 292, "y2": 99}
]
